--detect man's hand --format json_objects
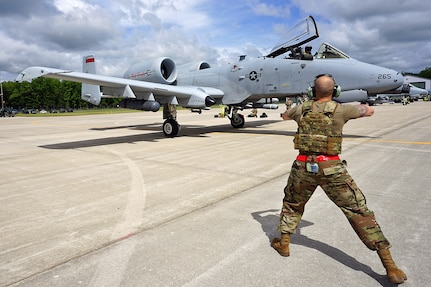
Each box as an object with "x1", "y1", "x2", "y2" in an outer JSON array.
[
  {"x1": 281, "y1": 109, "x2": 292, "y2": 120},
  {"x1": 357, "y1": 104, "x2": 374, "y2": 117}
]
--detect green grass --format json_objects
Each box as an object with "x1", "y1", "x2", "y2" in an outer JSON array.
[
  {"x1": 16, "y1": 108, "x2": 139, "y2": 117},
  {"x1": 15, "y1": 105, "x2": 222, "y2": 117}
]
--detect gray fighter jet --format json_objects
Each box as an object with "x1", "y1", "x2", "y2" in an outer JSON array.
[{"x1": 16, "y1": 16, "x2": 403, "y2": 136}]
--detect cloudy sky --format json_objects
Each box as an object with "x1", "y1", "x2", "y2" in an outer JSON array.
[{"x1": 1, "y1": 0, "x2": 431, "y2": 81}]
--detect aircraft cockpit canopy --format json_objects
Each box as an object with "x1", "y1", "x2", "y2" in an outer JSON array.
[
  {"x1": 266, "y1": 15, "x2": 318, "y2": 58},
  {"x1": 315, "y1": 43, "x2": 350, "y2": 59},
  {"x1": 262, "y1": 15, "x2": 352, "y2": 61}
]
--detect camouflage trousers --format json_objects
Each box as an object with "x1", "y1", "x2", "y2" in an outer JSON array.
[{"x1": 278, "y1": 158, "x2": 390, "y2": 251}]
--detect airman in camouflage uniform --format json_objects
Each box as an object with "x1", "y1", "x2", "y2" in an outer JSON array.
[{"x1": 272, "y1": 74, "x2": 407, "y2": 284}]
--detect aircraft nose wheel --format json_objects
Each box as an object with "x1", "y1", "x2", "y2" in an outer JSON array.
[
  {"x1": 230, "y1": 113, "x2": 245, "y2": 128},
  {"x1": 163, "y1": 118, "x2": 180, "y2": 137}
]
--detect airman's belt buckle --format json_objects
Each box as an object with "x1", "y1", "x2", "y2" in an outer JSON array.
[{"x1": 306, "y1": 162, "x2": 319, "y2": 173}]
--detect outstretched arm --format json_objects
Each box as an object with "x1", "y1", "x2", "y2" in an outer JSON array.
[
  {"x1": 357, "y1": 104, "x2": 374, "y2": 117},
  {"x1": 281, "y1": 109, "x2": 293, "y2": 120}
]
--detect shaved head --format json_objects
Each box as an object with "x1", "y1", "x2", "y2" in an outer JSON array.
[{"x1": 314, "y1": 75, "x2": 336, "y2": 98}]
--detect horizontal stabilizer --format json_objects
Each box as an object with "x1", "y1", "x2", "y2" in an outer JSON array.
[{"x1": 16, "y1": 67, "x2": 72, "y2": 82}]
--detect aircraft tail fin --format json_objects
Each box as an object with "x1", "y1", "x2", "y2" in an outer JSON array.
[{"x1": 81, "y1": 55, "x2": 102, "y2": 105}]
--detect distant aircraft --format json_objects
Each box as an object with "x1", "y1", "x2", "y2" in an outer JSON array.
[
  {"x1": 16, "y1": 16, "x2": 404, "y2": 136},
  {"x1": 406, "y1": 84, "x2": 429, "y2": 99},
  {"x1": 365, "y1": 83, "x2": 429, "y2": 105}
]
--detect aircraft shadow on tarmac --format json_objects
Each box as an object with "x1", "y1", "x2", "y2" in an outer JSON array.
[
  {"x1": 251, "y1": 210, "x2": 392, "y2": 287},
  {"x1": 39, "y1": 119, "x2": 373, "y2": 150}
]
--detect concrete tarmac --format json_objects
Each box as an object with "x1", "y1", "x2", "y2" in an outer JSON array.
[{"x1": 1, "y1": 102, "x2": 430, "y2": 287}]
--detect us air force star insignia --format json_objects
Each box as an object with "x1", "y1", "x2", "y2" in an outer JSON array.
[{"x1": 249, "y1": 71, "x2": 258, "y2": 81}]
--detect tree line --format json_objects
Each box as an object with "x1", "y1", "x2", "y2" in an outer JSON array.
[
  {"x1": 1, "y1": 78, "x2": 120, "y2": 111},
  {"x1": 416, "y1": 67, "x2": 431, "y2": 79}
]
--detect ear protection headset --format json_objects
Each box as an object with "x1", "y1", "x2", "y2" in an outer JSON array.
[{"x1": 307, "y1": 74, "x2": 341, "y2": 98}]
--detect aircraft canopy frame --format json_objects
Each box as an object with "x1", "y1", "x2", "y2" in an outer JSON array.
[
  {"x1": 315, "y1": 43, "x2": 350, "y2": 59},
  {"x1": 266, "y1": 15, "x2": 319, "y2": 58}
]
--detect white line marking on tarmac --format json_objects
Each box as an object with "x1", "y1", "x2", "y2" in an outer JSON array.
[{"x1": 88, "y1": 147, "x2": 147, "y2": 287}]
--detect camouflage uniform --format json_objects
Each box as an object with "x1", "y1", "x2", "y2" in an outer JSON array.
[{"x1": 278, "y1": 101, "x2": 390, "y2": 251}]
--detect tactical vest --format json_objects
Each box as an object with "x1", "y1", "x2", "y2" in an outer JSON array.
[{"x1": 294, "y1": 100, "x2": 342, "y2": 155}]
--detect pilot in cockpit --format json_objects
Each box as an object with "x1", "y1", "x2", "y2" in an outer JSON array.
[{"x1": 301, "y1": 45, "x2": 313, "y2": 60}]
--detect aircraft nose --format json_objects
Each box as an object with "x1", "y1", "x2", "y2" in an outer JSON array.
[{"x1": 394, "y1": 72, "x2": 404, "y2": 86}]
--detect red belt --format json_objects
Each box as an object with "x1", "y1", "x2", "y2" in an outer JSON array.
[{"x1": 296, "y1": 155, "x2": 340, "y2": 162}]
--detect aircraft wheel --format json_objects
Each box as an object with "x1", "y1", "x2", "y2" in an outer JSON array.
[
  {"x1": 163, "y1": 118, "x2": 180, "y2": 137},
  {"x1": 231, "y1": 113, "x2": 245, "y2": 128}
]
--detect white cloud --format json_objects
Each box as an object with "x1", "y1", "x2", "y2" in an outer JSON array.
[
  {"x1": 53, "y1": 0, "x2": 95, "y2": 14},
  {"x1": 251, "y1": 1, "x2": 292, "y2": 18},
  {"x1": 1, "y1": 0, "x2": 431, "y2": 81}
]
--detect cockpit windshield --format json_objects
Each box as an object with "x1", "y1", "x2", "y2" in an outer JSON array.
[{"x1": 315, "y1": 43, "x2": 350, "y2": 59}]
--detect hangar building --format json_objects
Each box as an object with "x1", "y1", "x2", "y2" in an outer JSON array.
[{"x1": 403, "y1": 75, "x2": 431, "y2": 90}]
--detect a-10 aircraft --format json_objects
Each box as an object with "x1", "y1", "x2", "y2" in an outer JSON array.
[{"x1": 16, "y1": 16, "x2": 404, "y2": 136}]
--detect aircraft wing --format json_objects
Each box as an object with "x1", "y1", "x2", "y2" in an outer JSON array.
[{"x1": 16, "y1": 66, "x2": 224, "y2": 107}]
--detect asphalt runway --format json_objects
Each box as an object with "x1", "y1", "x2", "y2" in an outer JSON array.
[{"x1": 1, "y1": 102, "x2": 430, "y2": 287}]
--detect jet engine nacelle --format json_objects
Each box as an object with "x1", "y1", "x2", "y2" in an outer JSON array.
[
  {"x1": 335, "y1": 90, "x2": 368, "y2": 103},
  {"x1": 176, "y1": 61, "x2": 212, "y2": 73},
  {"x1": 187, "y1": 61, "x2": 211, "y2": 71},
  {"x1": 123, "y1": 57, "x2": 177, "y2": 85}
]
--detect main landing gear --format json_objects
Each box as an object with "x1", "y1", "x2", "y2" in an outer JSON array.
[
  {"x1": 162, "y1": 103, "x2": 180, "y2": 137},
  {"x1": 226, "y1": 106, "x2": 245, "y2": 128},
  {"x1": 161, "y1": 104, "x2": 245, "y2": 137}
]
